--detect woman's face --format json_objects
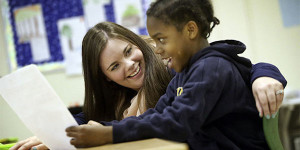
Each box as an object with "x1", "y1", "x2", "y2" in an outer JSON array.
[{"x1": 100, "y1": 38, "x2": 145, "y2": 91}]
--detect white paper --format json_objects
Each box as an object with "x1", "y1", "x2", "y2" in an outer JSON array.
[
  {"x1": 82, "y1": 0, "x2": 108, "y2": 28},
  {"x1": 14, "y1": 4, "x2": 47, "y2": 44},
  {"x1": 14, "y1": 4, "x2": 51, "y2": 63},
  {"x1": 30, "y1": 36, "x2": 50, "y2": 62},
  {"x1": 0, "y1": 65, "x2": 77, "y2": 150},
  {"x1": 113, "y1": 0, "x2": 144, "y2": 34},
  {"x1": 58, "y1": 16, "x2": 86, "y2": 75}
]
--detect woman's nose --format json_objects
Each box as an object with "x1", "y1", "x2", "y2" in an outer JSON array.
[{"x1": 125, "y1": 59, "x2": 135, "y2": 71}]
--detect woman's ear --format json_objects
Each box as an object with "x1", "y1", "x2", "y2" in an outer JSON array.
[{"x1": 185, "y1": 21, "x2": 199, "y2": 40}]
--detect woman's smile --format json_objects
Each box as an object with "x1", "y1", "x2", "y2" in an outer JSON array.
[
  {"x1": 100, "y1": 38, "x2": 145, "y2": 90},
  {"x1": 128, "y1": 63, "x2": 141, "y2": 79}
]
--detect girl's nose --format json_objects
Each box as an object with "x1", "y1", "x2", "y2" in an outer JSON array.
[{"x1": 154, "y1": 47, "x2": 163, "y2": 54}]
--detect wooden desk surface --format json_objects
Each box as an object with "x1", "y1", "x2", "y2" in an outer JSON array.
[{"x1": 78, "y1": 138, "x2": 189, "y2": 150}]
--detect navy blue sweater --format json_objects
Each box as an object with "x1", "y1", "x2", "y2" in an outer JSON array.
[{"x1": 74, "y1": 40, "x2": 287, "y2": 150}]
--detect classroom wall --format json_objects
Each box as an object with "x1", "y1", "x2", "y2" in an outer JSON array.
[
  {"x1": 210, "y1": 0, "x2": 254, "y2": 58},
  {"x1": 1, "y1": 0, "x2": 299, "y2": 141},
  {"x1": 0, "y1": 7, "x2": 9, "y2": 76},
  {"x1": 211, "y1": 0, "x2": 300, "y2": 90},
  {"x1": 247, "y1": 0, "x2": 300, "y2": 90}
]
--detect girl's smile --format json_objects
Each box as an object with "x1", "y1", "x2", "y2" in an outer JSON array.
[
  {"x1": 162, "y1": 57, "x2": 172, "y2": 68},
  {"x1": 147, "y1": 17, "x2": 193, "y2": 72}
]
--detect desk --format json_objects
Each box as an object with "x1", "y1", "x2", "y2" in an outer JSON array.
[{"x1": 79, "y1": 138, "x2": 189, "y2": 150}]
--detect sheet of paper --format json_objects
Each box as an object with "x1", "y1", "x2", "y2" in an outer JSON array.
[{"x1": 0, "y1": 64, "x2": 77, "y2": 150}]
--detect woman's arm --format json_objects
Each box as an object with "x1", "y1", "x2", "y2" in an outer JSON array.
[{"x1": 251, "y1": 63, "x2": 287, "y2": 119}]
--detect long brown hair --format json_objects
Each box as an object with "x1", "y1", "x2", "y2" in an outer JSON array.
[{"x1": 82, "y1": 22, "x2": 172, "y2": 122}]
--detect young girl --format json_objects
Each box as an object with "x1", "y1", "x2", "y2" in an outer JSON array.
[
  {"x1": 65, "y1": 0, "x2": 287, "y2": 149},
  {"x1": 11, "y1": 20, "x2": 285, "y2": 150}
]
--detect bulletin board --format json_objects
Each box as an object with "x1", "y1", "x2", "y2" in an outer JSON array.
[{"x1": 2, "y1": 0, "x2": 152, "y2": 74}]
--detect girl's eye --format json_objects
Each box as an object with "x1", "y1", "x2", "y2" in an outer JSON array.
[
  {"x1": 111, "y1": 64, "x2": 119, "y2": 71},
  {"x1": 158, "y1": 38, "x2": 165, "y2": 43},
  {"x1": 125, "y1": 47, "x2": 132, "y2": 56}
]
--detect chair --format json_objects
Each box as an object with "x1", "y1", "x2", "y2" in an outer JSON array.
[
  {"x1": 263, "y1": 111, "x2": 284, "y2": 150},
  {"x1": 279, "y1": 97, "x2": 300, "y2": 150}
]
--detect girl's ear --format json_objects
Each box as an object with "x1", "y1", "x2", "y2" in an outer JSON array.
[
  {"x1": 185, "y1": 21, "x2": 199, "y2": 40},
  {"x1": 106, "y1": 77, "x2": 112, "y2": 82}
]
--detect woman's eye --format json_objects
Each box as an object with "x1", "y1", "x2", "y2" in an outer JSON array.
[
  {"x1": 111, "y1": 64, "x2": 119, "y2": 71},
  {"x1": 125, "y1": 48, "x2": 132, "y2": 56}
]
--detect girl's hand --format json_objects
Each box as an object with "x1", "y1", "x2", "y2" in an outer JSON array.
[
  {"x1": 9, "y1": 136, "x2": 49, "y2": 150},
  {"x1": 252, "y1": 77, "x2": 284, "y2": 119},
  {"x1": 66, "y1": 120, "x2": 113, "y2": 148}
]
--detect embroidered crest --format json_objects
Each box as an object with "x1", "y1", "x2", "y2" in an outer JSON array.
[{"x1": 177, "y1": 87, "x2": 183, "y2": 96}]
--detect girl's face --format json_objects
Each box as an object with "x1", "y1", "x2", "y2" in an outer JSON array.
[
  {"x1": 100, "y1": 38, "x2": 145, "y2": 91},
  {"x1": 147, "y1": 17, "x2": 192, "y2": 72}
]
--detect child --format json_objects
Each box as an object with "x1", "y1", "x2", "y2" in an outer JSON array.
[{"x1": 66, "y1": 0, "x2": 286, "y2": 149}]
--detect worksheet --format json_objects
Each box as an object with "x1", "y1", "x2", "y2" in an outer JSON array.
[{"x1": 0, "y1": 65, "x2": 78, "y2": 150}]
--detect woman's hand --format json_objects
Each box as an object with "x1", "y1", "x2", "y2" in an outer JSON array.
[
  {"x1": 252, "y1": 77, "x2": 284, "y2": 119},
  {"x1": 9, "y1": 136, "x2": 48, "y2": 150},
  {"x1": 66, "y1": 120, "x2": 113, "y2": 148}
]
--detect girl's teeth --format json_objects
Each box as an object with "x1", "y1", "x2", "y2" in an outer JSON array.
[
  {"x1": 162, "y1": 58, "x2": 171, "y2": 66},
  {"x1": 163, "y1": 59, "x2": 168, "y2": 66}
]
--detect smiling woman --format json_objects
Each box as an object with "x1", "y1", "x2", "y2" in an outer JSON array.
[
  {"x1": 100, "y1": 39, "x2": 145, "y2": 91},
  {"x1": 81, "y1": 22, "x2": 172, "y2": 122}
]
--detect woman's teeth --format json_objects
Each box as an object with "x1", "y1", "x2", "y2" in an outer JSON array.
[{"x1": 128, "y1": 65, "x2": 140, "y2": 77}]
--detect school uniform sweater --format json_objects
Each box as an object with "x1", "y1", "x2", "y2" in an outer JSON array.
[{"x1": 73, "y1": 40, "x2": 287, "y2": 150}]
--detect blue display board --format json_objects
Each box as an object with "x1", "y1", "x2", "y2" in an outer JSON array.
[{"x1": 8, "y1": 0, "x2": 148, "y2": 68}]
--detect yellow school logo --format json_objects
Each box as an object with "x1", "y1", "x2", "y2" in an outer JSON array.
[{"x1": 177, "y1": 87, "x2": 183, "y2": 96}]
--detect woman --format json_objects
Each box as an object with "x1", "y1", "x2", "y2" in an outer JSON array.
[
  {"x1": 80, "y1": 22, "x2": 172, "y2": 122},
  {"x1": 10, "y1": 22, "x2": 286, "y2": 150}
]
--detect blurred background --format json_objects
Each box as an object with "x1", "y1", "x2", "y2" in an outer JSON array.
[{"x1": 0, "y1": 0, "x2": 299, "y2": 149}]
